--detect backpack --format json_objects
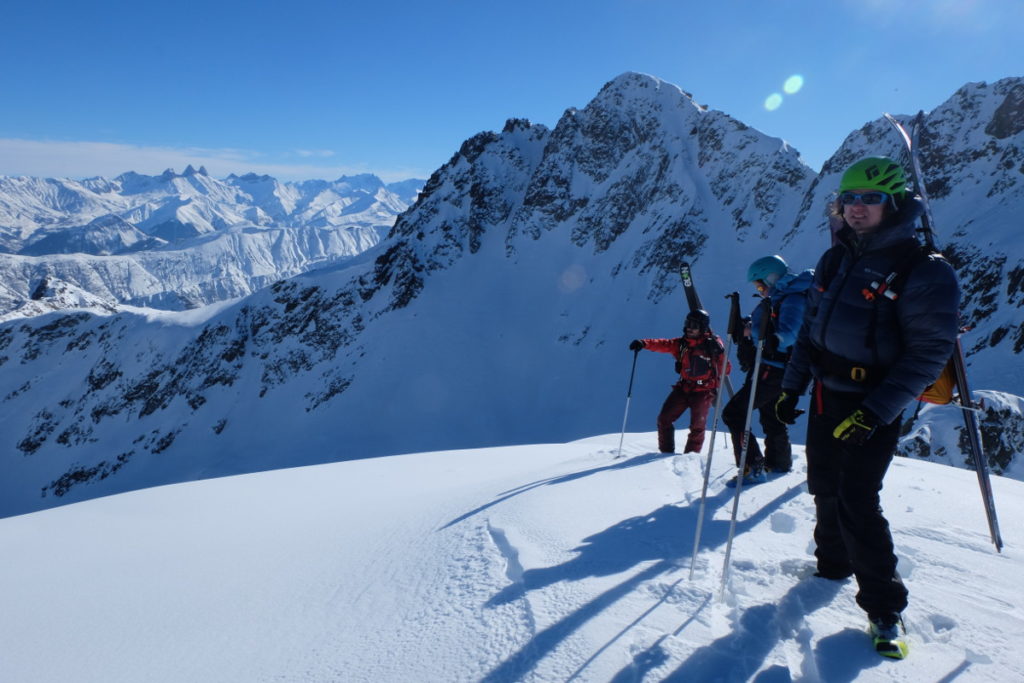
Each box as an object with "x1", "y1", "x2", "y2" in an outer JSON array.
[{"x1": 675, "y1": 335, "x2": 724, "y2": 389}]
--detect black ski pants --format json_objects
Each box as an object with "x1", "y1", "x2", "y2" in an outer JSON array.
[
  {"x1": 721, "y1": 365, "x2": 792, "y2": 472},
  {"x1": 806, "y1": 385, "x2": 908, "y2": 620}
]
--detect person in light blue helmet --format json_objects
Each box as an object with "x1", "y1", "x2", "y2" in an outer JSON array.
[{"x1": 721, "y1": 254, "x2": 812, "y2": 486}]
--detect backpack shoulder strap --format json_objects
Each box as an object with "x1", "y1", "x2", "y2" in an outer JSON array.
[
  {"x1": 862, "y1": 241, "x2": 937, "y2": 302},
  {"x1": 815, "y1": 245, "x2": 846, "y2": 293}
]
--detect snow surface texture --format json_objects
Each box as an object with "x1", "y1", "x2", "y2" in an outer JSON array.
[
  {"x1": 0, "y1": 169, "x2": 423, "y2": 317},
  {"x1": 1, "y1": 432, "x2": 1019, "y2": 682},
  {"x1": 1, "y1": 73, "x2": 1022, "y2": 518}
]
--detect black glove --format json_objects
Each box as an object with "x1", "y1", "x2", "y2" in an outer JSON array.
[
  {"x1": 629, "y1": 339, "x2": 645, "y2": 352},
  {"x1": 833, "y1": 407, "x2": 880, "y2": 445},
  {"x1": 775, "y1": 392, "x2": 804, "y2": 425}
]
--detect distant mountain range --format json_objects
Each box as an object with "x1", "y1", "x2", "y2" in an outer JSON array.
[
  {"x1": 1, "y1": 72, "x2": 1021, "y2": 517},
  {"x1": 0, "y1": 168, "x2": 424, "y2": 316}
]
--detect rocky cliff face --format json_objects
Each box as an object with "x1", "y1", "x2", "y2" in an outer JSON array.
[
  {"x1": 1, "y1": 73, "x2": 1020, "y2": 517},
  {"x1": 391, "y1": 74, "x2": 812, "y2": 302}
]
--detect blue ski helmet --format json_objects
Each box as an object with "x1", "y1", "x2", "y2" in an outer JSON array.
[{"x1": 747, "y1": 255, "x2": 788, "y2": 285}]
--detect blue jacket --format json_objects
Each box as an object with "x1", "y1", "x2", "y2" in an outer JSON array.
[
  {"x1": 782, "y1": 198, "x2": 961, "y2": 424},
  {"x1": 750, "y1": 269, "x2": 813, "y2": 370}
]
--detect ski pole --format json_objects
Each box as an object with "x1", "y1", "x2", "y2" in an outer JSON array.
[
  {"x1": 720, "y1": 305, "x2": 771, "y2": 597},
  {"x1": 615, "y1": 349, "x2": 640, "y2": 459},
  {"x1": 689, "y1": 292, "x2": 739, "y2": 580}
]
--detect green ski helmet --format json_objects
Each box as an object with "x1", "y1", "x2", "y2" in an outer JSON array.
[
  {"x1": 747, "y1": 255, "x2": 788, "y2": 285},
  {"x1": 839, "y1": 157, "x2": 908, "y2": 201}
]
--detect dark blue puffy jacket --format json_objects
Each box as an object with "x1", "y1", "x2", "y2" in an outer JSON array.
[{"x1": 782, "y1": 198, "x2": 961, "y2": 424}]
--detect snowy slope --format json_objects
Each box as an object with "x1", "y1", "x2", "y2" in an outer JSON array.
[
  {"x1": 0, "y1": 432, "x2": 1019, "y2": 682},
  {"x1": 1, "y1": 73, "x2": 1021, "y2": 519}
]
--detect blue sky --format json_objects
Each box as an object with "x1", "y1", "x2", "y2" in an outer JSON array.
[{"x1": 1, "y1": 0, "x2": 1020, "y2": 182}]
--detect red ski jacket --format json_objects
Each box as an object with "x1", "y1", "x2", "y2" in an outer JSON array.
[{"x1": 642, "y1": 334, "x2": 729, "y2": 391}]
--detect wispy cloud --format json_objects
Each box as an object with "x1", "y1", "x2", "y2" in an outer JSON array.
[
  {"x1": 0, "y1": 138, "x2": 429, "y2": 183},
  {"x1": 294, "y1": 149, "x2": 337, "y2": 158},
  {"x1": 843, "y1": 0, "x2": 1020, "y2": 32}
]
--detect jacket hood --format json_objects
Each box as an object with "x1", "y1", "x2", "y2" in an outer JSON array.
[{"x1": 773, "y1": 269, "x2": 814, "y2": 296}]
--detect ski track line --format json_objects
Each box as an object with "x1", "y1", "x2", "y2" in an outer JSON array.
[
  {"x1": 379, "y1": 519, "x2": 538, "y2": 683},
  {"x1": 486, "y1": 519, "x2": 538, "y2": 639}
]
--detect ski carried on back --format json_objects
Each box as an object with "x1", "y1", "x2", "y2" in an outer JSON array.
[
  {"x1": 679, "y1": 262, "x2": 702, "y2": 312},
  {"x1": 679, "y1": 262, "x2": 734, "y2": 397},
  {"x1": 884, "y1": 112, "x2": 1004, "y2": 552}
]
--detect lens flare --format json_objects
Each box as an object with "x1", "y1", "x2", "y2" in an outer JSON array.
[
  {"x1": 764, "y1": 93, "x2": 783, "y2": 111},
  {"x1": 558, "y1": 264, "x2": 587, "y2": 293},
  {"x1": 784, "y1": 75, "x2": 805, "y2": 95}
]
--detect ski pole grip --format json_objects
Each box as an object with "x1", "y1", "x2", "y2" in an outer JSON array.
[{"x1": 725, "y1": 292, "x2": 741, "y2": 343}]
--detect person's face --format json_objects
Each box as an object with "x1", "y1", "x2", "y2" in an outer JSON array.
[
  {"x1": 685, "y1": 324, "x2": 701, "y2": 338},
  {"x1": 841, "y1": 189, "x2": 888, "y2": 235},
  {"x1": 753, "y1": 279, "x2": 769, "y2": 298}
]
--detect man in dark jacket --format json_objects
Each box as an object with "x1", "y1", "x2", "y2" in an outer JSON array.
[
  {"x1": 722, "y1": 255, "x2": 812, "y2": 486},
  {"x1": 776, "y1": 157, "x2": 960, "y2": 655},
  {"x1": 630, "y1": 309, "x2": 729, "y2": 454}
]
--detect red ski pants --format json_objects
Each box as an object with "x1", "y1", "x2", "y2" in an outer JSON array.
[{"x1": 656, "y1": 385, "x2": 714, "y2": 454}]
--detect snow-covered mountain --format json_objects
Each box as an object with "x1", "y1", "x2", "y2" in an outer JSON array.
[
  {"x1": 0, "y1": 167, "x2": 424, "y2": 316},
  {"x1": 1, "y1": 73, "x2": 1021, "y2": 518},
  {"x1": 1, "y1": 433, "x2": 1020, "y2": 681}
]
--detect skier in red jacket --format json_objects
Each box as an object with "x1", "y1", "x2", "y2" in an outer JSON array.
[{"x1": 629, "y1": 309, "x2": 730, "y2": 454}]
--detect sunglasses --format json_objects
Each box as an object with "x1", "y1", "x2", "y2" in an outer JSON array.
[{"x1": 839, "y1": 191, "x2": 889, "y2": 206}]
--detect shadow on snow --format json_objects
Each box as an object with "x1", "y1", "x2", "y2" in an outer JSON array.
[
  {"x1": 481, "y1": 477, "x2": 807, "y2": 682},
  {"x1": 440, "y1": 451, "x2": 674, "y2": 530}
]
